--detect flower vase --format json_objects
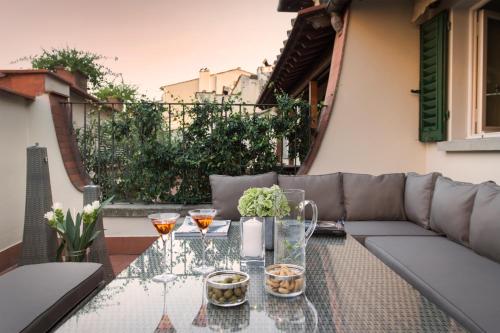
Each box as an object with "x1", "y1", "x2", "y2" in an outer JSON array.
[
  {"x1": 264, "y1": 216, "x2": 275, "y2": 250},
  {"x1": 240, "y1": 217, "x2": 265, "y2": 266},
  {"x1": 63, "y1": 248, "x2": 89, "y2": 262}
]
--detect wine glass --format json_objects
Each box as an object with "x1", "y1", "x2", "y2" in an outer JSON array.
[
  {"x1": 188, "y1": 209, "x2": 217, "y2": 275},
  {"x1": 148, "y1": 213, "x2": 179, "y2": 283}
]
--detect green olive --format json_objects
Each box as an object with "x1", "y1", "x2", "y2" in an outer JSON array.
[
  {"x1": 223, "y1": 277, "x2": 233, "y2": 283},
  {"x1": 218, "y1": 297, "x2": 226, "y2": 303},
  {"x1": 234, "y1": 288, "x2": 242, "y2": 297},
  {"x1": 213, "y1": 289, "x2": 222, "y2": 298},
  {"x1": 232, "y1": 275, "x2": 240, "y2": 282},
  {"x1": 224, "y1": 289, "x2": 233, "y2": 298},
  {"x1": 230, "y1": 295, "x2": 238, "y2": 302}
]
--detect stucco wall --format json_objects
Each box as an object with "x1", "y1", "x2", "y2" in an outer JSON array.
[
  {"x1": 425, "y1": 145, "x2": 500, "y2": 183},
  {"x1": 0, "y1": 93, "x2": 82, "y2": 251},
  {"x1": 310, "y1": 0, "x2": 426, "y2": 175}
]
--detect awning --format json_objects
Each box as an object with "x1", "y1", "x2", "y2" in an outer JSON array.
[
  {"x1": 257, "y1": 5, "x2": 335, "y2": 104},
  {"x1": 412, "y1": 0, "x2": 439, "y2": 23}
]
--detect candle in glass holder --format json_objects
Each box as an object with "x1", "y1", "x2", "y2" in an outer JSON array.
[{"x1": 241, "y1": 218, "x2": 263, "y2": 258}]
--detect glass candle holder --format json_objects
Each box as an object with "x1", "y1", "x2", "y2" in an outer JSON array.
[{"x1": 240, "y1": 217, "x2": 265, "y2": 266}]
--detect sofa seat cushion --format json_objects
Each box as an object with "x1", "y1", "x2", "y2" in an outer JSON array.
[
  {"x1": 278, "y1": 173, "x2": 344, "y2": 221},
  {"x1": 343, "y1": 173, "x2": 406, "y2": 221},
  {"x1": 366, "y1": 236, "x2": 500, "y2": 333},
  {"x1": 0, "y1": 262, "x2": 104, "y2": 333},
  {"x1": 210, "y1": 172, "x2": 278, "y2": 220},
  {"x1": 344, "y1": 221, "x2": 437, "y2": 244}
]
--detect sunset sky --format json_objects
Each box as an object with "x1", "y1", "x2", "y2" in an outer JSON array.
[{"x1": 0, "y1": 0, "x2": 294, "y2": 98}]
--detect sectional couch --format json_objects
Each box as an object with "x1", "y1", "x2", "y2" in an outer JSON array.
[{"x1": 210, "y1": 171, "x2": 500, "y2": 333}]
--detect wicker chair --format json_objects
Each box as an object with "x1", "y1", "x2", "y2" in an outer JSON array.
[
  {"x1": 19, "y1": 145, "x2": 58, "y2": 265},
  {"x1": 84, "y1": 185, "x2": 115, "y2": 282}
]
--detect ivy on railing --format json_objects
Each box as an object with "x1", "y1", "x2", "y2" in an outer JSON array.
[{"x1": 75, "y1": 93, "x2": 311, "y2": 204}]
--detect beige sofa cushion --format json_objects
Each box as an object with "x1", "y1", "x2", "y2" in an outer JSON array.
[
  {"x1": 470, "y1": 182, "x2": 500, "y2": 263},
  {"x1": 430, "y1": 177, "x2": 479, "y2": 245},
  {"x1": 209, "y1": 172, "x2": 278, "y2": 220},
  {"x1": 343, "y1": 173, "x2": 406, "y2": 221},
  {"x1": 404, "y1": 172, "x2": 441, "y2": 228},
  {"x1": 278, "y1": 173, "x2": 344, "y2": 221}
]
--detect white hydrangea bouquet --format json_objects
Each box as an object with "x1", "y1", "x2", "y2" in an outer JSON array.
[
  {"x1": 238, "y1": 185, "x2": 290, "y2": 218},
  {"x1": 44, "y1": 197, "x2": 113, "y2": 262}
]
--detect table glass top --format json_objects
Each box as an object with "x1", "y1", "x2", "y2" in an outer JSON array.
[{"x1": 56, "y1": 223, "x2": 466, "y2": 332}]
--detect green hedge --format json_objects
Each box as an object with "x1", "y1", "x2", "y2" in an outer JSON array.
[{"x1": 76, "y1": 94, "x2": 310, "y2": 203}]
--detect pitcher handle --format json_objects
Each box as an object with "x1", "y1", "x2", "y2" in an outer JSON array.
[{"x1": 300, "y1": 200, "x2": 318, "y2": 244}]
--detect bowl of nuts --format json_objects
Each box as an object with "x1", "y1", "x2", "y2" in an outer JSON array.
[
  {"x1": 206, "y1": 270, "x2": 249, "y2": 307},
  {"x1": 265, "y1": 264, "x2": 305, "y2": 297}
]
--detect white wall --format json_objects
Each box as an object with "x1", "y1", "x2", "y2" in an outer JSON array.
[
  {"x1": 0, "y1": 93, "x2": 83, "y2": 251},
  {"x1": 0, "y1": 93, "x2": 30, "y2": 251},
  {"x1": 310, "y1": 0, "x2": 427, "y2": 175}
]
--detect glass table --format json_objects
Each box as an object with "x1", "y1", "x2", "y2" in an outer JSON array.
[{"x1": 56, "y1": 223, "x2": 466, "y2": 332}]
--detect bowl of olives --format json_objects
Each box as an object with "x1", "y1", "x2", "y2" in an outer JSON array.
[{"x1": 206, "y1": 270, "x2": 249, "y2": 307}]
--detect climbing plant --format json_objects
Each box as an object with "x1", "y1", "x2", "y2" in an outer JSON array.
[{"x1": 76, "y1": 93, "x2": 311, "y2": 203}]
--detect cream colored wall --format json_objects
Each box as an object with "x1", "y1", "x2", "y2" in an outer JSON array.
[
  {"x1": 213, "y1": 69, "x2": 249, "y2": 95},
  {"x1": 232, "y1": 75, "x2": 260, "y2": 104},
  {"x1": 425, "y1": 145, "x2": 500, "y2": 183},
  {"x1": 163, "y1": 79, "x2": 199, "y2": 103},
  {"x1": 0, "y1": 93, "x2": 30, "y2": 251},
  {"x1": 162, "y1": 69, "x2": 253, "y2": 102},
  {"x1": 0, "y1": 93, "x2": 83, "y2": 251},
  {"x1": 310, "y1": 0, "x2": 426, "y2": 175}
]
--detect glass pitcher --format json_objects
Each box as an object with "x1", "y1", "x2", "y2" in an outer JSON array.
[{"x1": 274, "y1": 189, "x2": 318, "y2": 268}]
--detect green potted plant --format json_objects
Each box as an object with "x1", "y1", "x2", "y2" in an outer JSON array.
[
  {"x1": 238, "y1": 185, "x2": 289, "y2": 251},
  {"x1": 44, "y1": 197, "x2": 113, "y2": 262}
]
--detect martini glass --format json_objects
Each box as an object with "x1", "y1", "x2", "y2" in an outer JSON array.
[
  {"x1": 189, "y1": 209, "x2": 217, "y2": 275},
  {"x1": 148, "y1": 213, "x2": 179, "y2": 283}
]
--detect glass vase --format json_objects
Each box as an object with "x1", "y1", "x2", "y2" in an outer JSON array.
[
  {"x1": 240, "y1": 217, "x2": 265, "y2": 266},
  {"x1": 63, "y1": 248, "x2": 89, "y2": 262}
]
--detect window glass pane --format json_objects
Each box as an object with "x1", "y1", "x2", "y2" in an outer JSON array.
[{"x1": 486, "y1": 17, "x2": 500, "y2": 128}]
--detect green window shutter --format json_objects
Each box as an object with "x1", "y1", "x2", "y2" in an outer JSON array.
[{"x1": 419, "y1": 11, "x2": 449, "y2": 142}]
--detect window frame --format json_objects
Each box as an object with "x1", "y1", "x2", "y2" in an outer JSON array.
[{"x1": 471, "y1": 7, "x2": 500, "y2": 136}]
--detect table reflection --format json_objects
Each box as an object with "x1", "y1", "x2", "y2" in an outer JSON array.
[
  {"x1": 155, "y1": 283, "x2": 176, "y2": 333},
  {"x1": 265, "y1": 295, "x2": 318, "y2": 333}
]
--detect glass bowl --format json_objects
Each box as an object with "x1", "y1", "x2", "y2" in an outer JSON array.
[
  {"x1": 206, "y1": 270, "x2": 249, "y2": 307},
  {"x1": 265, "y1": 264, "x2": 305, "y2": 297}
]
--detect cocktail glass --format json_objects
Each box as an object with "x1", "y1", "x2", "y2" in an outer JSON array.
[
  {"x1": 188, "y1": 209, "x2": 217, "y2": 275},
  {"x1": 148, "y1": 213, "x2": 179, "y2": 283}
]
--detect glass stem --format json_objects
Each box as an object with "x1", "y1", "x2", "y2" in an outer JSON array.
[
  {"x1": 169, "y1": 234, "x2": 173, "y2": 274},
  {"x1": 202, "y1": 233, "x2": 206, "y2": 268},
  {"x1": 162, "y1": 237, "x2": 167, "y2": 275}
]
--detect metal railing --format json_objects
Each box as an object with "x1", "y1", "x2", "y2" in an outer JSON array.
[{"x1": 60, "y1": 100, "x2": 311, "y2": 202}]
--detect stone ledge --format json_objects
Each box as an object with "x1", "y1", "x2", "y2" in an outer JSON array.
[
  {"x1": 103, "y1": 203, "x2": 212, "y2": 217},
  {"x1": 437, "y1": 138, "x2": 500, "y2": 152}
]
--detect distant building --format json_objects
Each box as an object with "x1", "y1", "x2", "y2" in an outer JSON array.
[{"x1": 160, "y1": 65, "x2": 273, "y2": 104}]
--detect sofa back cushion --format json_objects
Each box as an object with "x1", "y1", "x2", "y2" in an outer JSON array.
[
  {"x1": 343, "y1": 173, "x2": 406, "y2": 221},
  {"x1": 278, "y1": 173, "x2": 344, "y2": 221},
  {"x1": 430, "y1": 177, "x2": 479, "y2": 245},
  {"x1": 470, "y1": 182, "x2": 500, "y2": 263},
  {"x1": 210, "y1": 172, "x2": 278, "y2": 220},
  {"x1": 404, "y1": 172, "x2": 441, "y2": 228}
]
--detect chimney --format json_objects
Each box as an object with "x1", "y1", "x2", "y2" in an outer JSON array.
[
  {"x1": 198, "y1": 68, "x2": 210, "y2": 92},
  {"x1": 54, "y1": 66, "x2": 88, "y2": 92}
]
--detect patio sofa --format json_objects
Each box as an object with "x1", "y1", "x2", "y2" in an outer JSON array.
[
  {"x1": 0, "y1": 262, "x2": 104, "y2": 333},
  {"x1": 210, "y1": 171, "x2": 500, "y2": 333}
]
